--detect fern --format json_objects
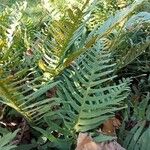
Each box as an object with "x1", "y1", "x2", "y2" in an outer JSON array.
[
  {"x1": 123, "y1": 121, "x2": 150, "y2": 150},
  {"x1": 133, "y1": 93, "x2": 150, "y2": 121},
  {"x1": 0, "y1": 1, "x2": 149, "y2": 149},
  {"x1": 38, "y1": 0, "x2": 145, "y2": 79},
  {"x1": 0, "y1": 1, "x2": 62, "y2": 124},
  {"x1": 0, "y1": 1, "x2": 27, "y2": 61},
  {"x1": 57, "y1": 41, "x2": 130, "y2": 132},
  {"x1": 34, "y1": 41, "x2": 131, "y2": 149},
  {"x1": 87, "y1": 0, "x2": 133, "y2": 31},
  {"x1": 113, "y1": 11, "x2": 150, "y2": 70},
  {"x1": 0, "y1": 129, "x2": 18, "y2": 150},
  {"x1": 0, "y1": 69, "x2": 60, "y2": 124},
  {"x1": 38, "y1": 0, "x2": 95, "y2": 78},
  {"x1": 120, "y1": 93, "x2": 150, "y2": 150},
  {"x1": 88, "y1": 0, "x2": 144, "y2": 39},
  {"x1": 6, "y1": 1, "x2": 27, "y2": 49}
]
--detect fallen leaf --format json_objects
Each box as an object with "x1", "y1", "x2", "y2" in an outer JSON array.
[
  {"x1": 76, "y1": 132, "x2": 126, "y2": 150},
  {"x1": 102, "y1": 117, "x2": 121, "y2": 135}
]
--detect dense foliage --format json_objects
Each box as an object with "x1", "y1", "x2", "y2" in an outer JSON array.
[{"x1": 0, "y1": 0, "x2": 149, "y2": 149}]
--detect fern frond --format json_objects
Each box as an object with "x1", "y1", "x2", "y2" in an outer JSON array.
[
  {"x1": 88, "y1": 0, "x2": 144, "y2": 39},
  {"x1": 0, "y1": 1, "x2": 27, "y2": 59},
  {"x1": 0, "y1": 69, "x2": 60, "y2": 124},
  {"x1": 133, "y1": 93, "x2": 150, "y2": 121},
  {"x1": 88, "y1": 0, "x2": 135, "y2": 30},
  {"x1": 0, "y1": 1, "x2": 29, "y2": 65},
  {"x1": 0, "y1": 1, "x2": 61, "y2": 124},
  {"x1": 57, "y1": 42, "x2": 130, "y2": 132},
  {"x1": 123, "y1": 121, "x2": 150, "y2": 150},
  {"x1": 6, "y1": 1, "x2": 27, "y2": 49},
  {"x1": 39, "y1": 0, "x2": 145, "y2": 79},
  {"x1": 120, "y1": 93, "x2": 150, "y2": 150},
  {"x1": 62, "y1": 0, "x2": 145, "y2": 70},
  {"x1": 38, "y1": 0, "x2": 97, "y2": 78},
  {"x1": 0, "y1": 129, "x2": 19, "y2": 150},
  {"x1": 114, "y1": 11, "x2": 150, "y2": 69}
]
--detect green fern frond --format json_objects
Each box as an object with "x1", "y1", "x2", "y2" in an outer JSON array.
[
  {"x1": 63, "y1": 0, "x2": 145, "y2": 70},
  {"x1": 114, "y1": 38, "x2": 150, "y2": 70},
  {"x1": 0, "y1": 129, "x2": 19, "y2": 150},
  {"x1": 120, "y1": 93, "x2": 150, "y2": 150},
  {"x1": 113, "y1": 11, "x2": 150, "y2": 69},
  {"x1": 39, "y1": 0, "x2": 145, "y2": 80},
  {"x1": 38, "y1": 0, "x2": 96, "y2": 78},
  {"x1": 0, "y1": 1, "x2": 61, "y2": 124},
  {"x1": 0, "y1": 1, "x2": 27, "y2": 60},
  {"x1": 88, "y1": 0, "x2": 144, "y2": 39},
  {"x1": 57, "y1": 42, "x2": 130, "y2": 132},
  {"x1": 123, "y1": 121, "x2": 150, "y2": 150},
  {"x1": 87, "y1": 0, "x2": 134, "y2": 31},
  {"x1": 0, "y1": 69, "x2": 60, "y2": 124},
  {"x1": 133, "y1": 93, "x2": 150, "y2": 121},
  {"x1": 6, "y1": 1, "x2": 27, "y2": 48}
]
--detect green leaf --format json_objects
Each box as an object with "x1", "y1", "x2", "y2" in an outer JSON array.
[
  {"x1": 0, "y1": 129, "x2": 19, "y2": 150},
  {"x1": 93, "y1": 134, "x2": 117, "y2": 143},
  {"x1": 58, "y1": 42, "x2": 130, "y2": 132}
]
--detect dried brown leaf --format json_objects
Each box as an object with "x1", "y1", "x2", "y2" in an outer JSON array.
[
  {"x1": 102, "y1": 117, "x2": 121, "y2": 135},
  {"x1": 76, "y1": 133, "x2": 126, "y2": 150}
]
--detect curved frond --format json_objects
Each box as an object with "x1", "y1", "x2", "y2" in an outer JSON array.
[
  {"x1": 38, "y1": 0, "x2": 145, "y2": 79},
  {"x1": 121, "y1": 93, "x2": 150, "y2": 150},
  {"x1": 38, "y1": 0, "x2": 94, "y2": 77},
  {"x1": 113, "y1": 11, "x2": 150, "y2": 69},
  {"x1": 0, "y1": 69, "x2": 60, "y2": 124},
  {"x1": 123, "y1": 121, "x2": 150, "y2": 150},
  {"x1": 58, "y1": 42, "x2": 130, "y2": 132}
]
